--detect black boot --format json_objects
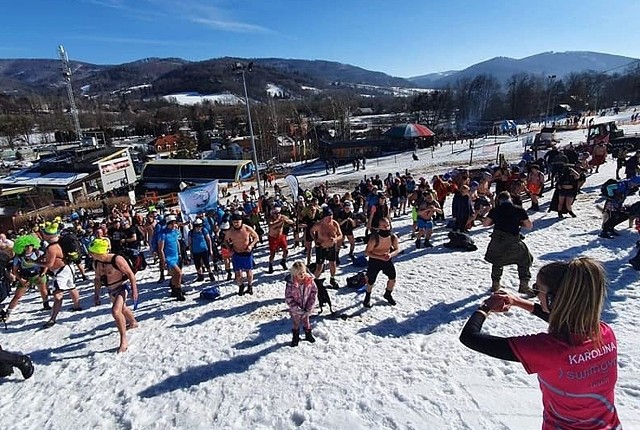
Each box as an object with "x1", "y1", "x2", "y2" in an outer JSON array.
[
  {"x1": 42, "y1": 301, "x2": 51, "y2": 311},
  {"x1": 281, "y1": 258, "x2": 287, "y2": 270},
  {"x1": 383, "y1": 289, "x2": 396, "y2": 305},
  {"x1": 169, "y1": 285, "x2": 178, "y2": 298},
  {"x1": 246, "y1": 284, "x2": 254, "y2": 295},
  {"x1": 291, "y1": 330, "x2": 300, "y2": 347},
  {"x1": 238, "y1": 283, "x2": 245, "y2": 296},
  {"x1": 268, "y1": 263, "x2": 274, "y2": 274},
  {"x1": 304, "y1": 329, "x2": 316, "y2": 343},
  {"x1": 208, "y1": 272, "x2": 215, "y2": 282},
  {"x1": 363, "y1": 292, "x2": 372, "y2": 308},
  {"x1": 196, "y1": 273, "x2": 204, "y2": 282},
  {"x1": 175, "y1": 287, "x2": 186, "y2": 302},
  {"x1": 226, "y1": 270, "x2": 232, "y2": 281}
]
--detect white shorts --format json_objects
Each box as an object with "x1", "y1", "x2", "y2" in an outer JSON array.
[{"x1": 50, "y1": 265, "x2": 76, "y2": 292}]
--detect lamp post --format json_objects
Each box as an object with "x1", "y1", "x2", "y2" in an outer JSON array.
[
  {"x1": 545, "y1": 74, "x2": 556, "y2": 126},
  {"x1": 233, "y1": 61, "x2": 263, "y2": 196}
]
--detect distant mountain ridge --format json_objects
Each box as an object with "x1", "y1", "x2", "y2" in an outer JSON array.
[
  {"x1": 409, "y1": 51, "x2": 639, "y2": 88},
  {"x1": 0, "y1": 51, "x2": 637, "y2": 99},
  {"x1": 0, "y1": 56, "x2": 416, "y2": 99}
]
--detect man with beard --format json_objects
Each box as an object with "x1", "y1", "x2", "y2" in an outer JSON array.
[
  {"x1": 224, "y1": 212, "x2": 260, "y2": 295},
  {"x1": 363, "y1": 217, "x2": 401, "y2": 308},
  {"x1": 267, "y1": 207, "x2": 295, "y2": 273}
]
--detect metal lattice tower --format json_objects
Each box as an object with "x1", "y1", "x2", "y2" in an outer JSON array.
[{"x1": 57, "y1": 45, "x2": 83, "y2": 141}]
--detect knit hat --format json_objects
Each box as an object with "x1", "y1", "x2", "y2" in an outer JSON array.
[
  {"x1": 322, "y1": 207, "x2": 333, "y2": 218},
  {"x1": 13, "y1": 234, "x2": 41, "y2": 256},
  {"x1": 87, "y1": 238, "x2": 110, "y2": 255}
]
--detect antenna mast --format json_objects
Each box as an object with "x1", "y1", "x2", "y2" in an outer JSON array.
[{"x1": 57, "y1": 44, "x2": 83, "y2": 142}]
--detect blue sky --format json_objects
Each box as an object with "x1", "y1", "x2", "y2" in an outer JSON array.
[{"x1": 2, "y1": 0, "x2": 640, "y2": 78}]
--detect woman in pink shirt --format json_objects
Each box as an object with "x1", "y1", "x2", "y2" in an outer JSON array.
[{"x1": 460, "y1": 257, "x2": 621, "y2": 429}]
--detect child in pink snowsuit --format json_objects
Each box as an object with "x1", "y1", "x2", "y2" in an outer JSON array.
[{"x1": 285, "y1": 261, "x2": 318, "y2": 347}]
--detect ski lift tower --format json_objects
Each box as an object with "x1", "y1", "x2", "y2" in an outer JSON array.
[{"x1": 57, "y1": 44, "x2": 83, "y2": 142}]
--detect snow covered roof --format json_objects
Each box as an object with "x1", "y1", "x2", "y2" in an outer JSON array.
[{"x1": 0, "y1": 170, "x2": 89, "y2": 188}]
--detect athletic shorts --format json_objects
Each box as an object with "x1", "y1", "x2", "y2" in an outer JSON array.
[
  {"x1": 268, "y1": 234, "x2": 288, "y2": 253},
  {"x1": 417, "y1": 218, "x2": 433, "y2": 230},
  {"x1": 50, "y1": 265, "x2": 76, "y2": 292},
  {"x1": 315, "y1": 246, "x2": 337, "y2": 263},
  {"x1": 232, "y1": 252, "x2": 254, "y2": 271},
  {"x1": 366, "y1": 258, "x2": 396, "y2": 284},
  {"x1": 192, "y1": 251, "x2": 210, "y2": 269},
  {"x1": 390, "y1": 197, "x2": 399, "y2": 208}
]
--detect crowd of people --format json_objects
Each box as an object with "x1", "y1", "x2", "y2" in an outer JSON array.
[{"x1": 0, "y1": 135, "x2": 635, "y2": 428}]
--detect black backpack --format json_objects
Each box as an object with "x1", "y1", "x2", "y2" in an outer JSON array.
[
  {"x1": 346, "y1": 271, "x2": 367, "y2": 288},
  {"x1": 111, "y1": 253, "x2": 145, "y2": 275},
  {"x1": 59, "y1": 233, "x2": 83, "y2": 263}
]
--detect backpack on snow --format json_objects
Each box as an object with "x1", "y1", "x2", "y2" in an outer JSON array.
[
  {"x1": 443, "y1": 231, "x2": 477, "y2": 252},
  {"x1": 200, "y1": 286, "x2": 221, "y2": 300},
  {"x1": 346, "y1": 271, "x2": 367, "y2": 288},
  {"x1": 59, "y1": 233, "x2": 83, "y2": 263}
]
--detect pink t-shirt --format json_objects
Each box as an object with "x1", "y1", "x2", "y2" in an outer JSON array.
[{"x1": 509, "y1": 322, "x2": 621, "y2": 429}]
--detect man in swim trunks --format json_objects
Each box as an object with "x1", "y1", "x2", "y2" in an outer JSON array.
[
  {"x1": 41, "y1": 223, "x2": 82, "y2": 328},
  {"x1": 267, "y1": 207, "x2": 295, "y2": 274},
  {"x1": 89, "y1": 238, "x2": 139, "y2": 353},
  {"x1": 224, "y1": 212, "x2": 260, "y2": 296}
]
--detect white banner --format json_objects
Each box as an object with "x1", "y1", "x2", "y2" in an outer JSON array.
[{"x1": 178, "y1": 180, "x2": 219, "y2": 220}]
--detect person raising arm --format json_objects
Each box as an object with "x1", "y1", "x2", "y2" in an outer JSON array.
[{"x1": 459, "y1": 257, "x2": 621, "y2": 429}]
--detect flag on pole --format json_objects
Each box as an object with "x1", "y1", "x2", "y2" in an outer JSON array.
[
  {"x1": 178, "y1": 180, "x2": 219, "y2": 220},
  {"x1": 284, "y1": 174, "x2": 300, "y2": 201}
]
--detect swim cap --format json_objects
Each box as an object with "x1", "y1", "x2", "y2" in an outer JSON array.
[{"x1": 87, "y1": 238, "x2": 110, "y2": 255}]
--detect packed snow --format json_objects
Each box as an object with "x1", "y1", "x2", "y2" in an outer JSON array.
[{"x1": 2, "y1": 112, "x2": 640, "y2": 430}]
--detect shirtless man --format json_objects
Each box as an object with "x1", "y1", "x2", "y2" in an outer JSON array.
[
  {"x1": 40, "y1": 223, "x2": 82, "y2": 328},
  {"x1": 310, "y1": 207, "x2": 343, "y2": 289},
  {"x1": 224, "y1": 212, "x2": 260, "y2": 295},
  {"x1": 415, "y1": 191, "x2": 442, "y2": 248},
  {"x1": 363, "y1": 217, "x2": 401, "y2": 308},
  {"x1": 336, "y1": 200, "x2": 357, "y2": 260},
  {"x1": 89, "y1": 238, "x2": 138, "y2": 353},
  {"x1": 267, "y1": 207, "x2": 295, "y2": 274}
]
